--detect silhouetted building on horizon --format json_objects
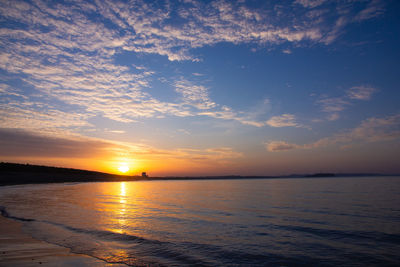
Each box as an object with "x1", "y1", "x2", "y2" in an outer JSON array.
[{"x1": 141, "y1": 172, "x2": 148, "y2": 178}]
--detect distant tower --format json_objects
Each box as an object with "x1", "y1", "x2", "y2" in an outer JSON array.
[{"x1": 141, "y1": 172, "x2": 148, "y2": 178}]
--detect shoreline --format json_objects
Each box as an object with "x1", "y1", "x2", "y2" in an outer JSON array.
[
  {"x1": 2, "y1": 162, "x2": 398, "y2": 187},
  {"x1": 0, "y1": 215, "x2": 126, "y2": 267}
]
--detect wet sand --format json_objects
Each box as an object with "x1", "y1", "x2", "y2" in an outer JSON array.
[{"x1": 0, "y1": 216, "x2": 126, "y2": 266}]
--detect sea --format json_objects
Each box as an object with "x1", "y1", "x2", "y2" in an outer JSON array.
[{"x1": 0, "y1": 177, "x2": 399, "y2": 266}]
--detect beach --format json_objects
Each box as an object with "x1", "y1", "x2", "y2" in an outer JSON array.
[{"x1": 0, "y1": 216, "x2": 125, "y2": 267}]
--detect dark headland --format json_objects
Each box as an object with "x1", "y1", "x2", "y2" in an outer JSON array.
[{"x1": 0, "y1": 162, "x2": 395, "y2": 186}]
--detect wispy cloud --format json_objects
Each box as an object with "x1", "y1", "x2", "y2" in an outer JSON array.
[
  {"x1": 317, "y1": 97, "x2": 350, "y2": 113},
  {"x1": 347, "y1": 85, "x2": 376, "y2": 100},
  {"x1": 332, "y1": 114, "x2": 400, "y2": 144},
  {"x1": 320, "y1": 0, "x2": 385, "y2": 44},
  {"x1": 266, "y1": 114, "x2": 302, "y2": 128},
  {"x1": 0, "y1": 128, "x2": 119, "y2": 158},
  {"x1": 322, "y1": 16, "x2": 349, "y2": 45},
  {"x1": 0, "y1": 101, "x2": 91, "y2": 132},
  {"x1": 198, "y1": 105, "x2": 266, "y2": 128},
  {"x1": 198, "y1": 99, "x2": 274, "y2": 128},
  {"x1": 316, "y1": 85, "x2": 378, "y2": 120},
  {"x1": 0, "y1": 0, "x2": 387, "y2": 136},
  {"x1": 265, "y1": 141, "x2": 300, "y2": 152},
  {"x1": 0, "y1": 128, "x2": 242, "y2": 164},
  {"x1": 0, "y1": 0, "x2": 382, "y2": 63},
  {"x1": 174, "y1": 78, "x2": 216, "y2": 110},
  {"x1": 107, "y1": 130, "x2": 126, "y2": 134},
  {"x1": 294, "y1": 0, "x2": 327, "y2": 9},
  {"x1": 354, "y1": 0, "x2": 385, "y2": 22},
  {"x1": 267, "y1": 114, "x2": 400, "y2": 152},
  {"x1": 327, "y1": 113, "x2": 340, "y2": 121},
  {"x1": 1, "y1": 0, "x2": 286, "y2": 129}
]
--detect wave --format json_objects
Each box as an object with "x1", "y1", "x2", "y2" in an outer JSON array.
[
  {"x1": 37, "y1": 220, "x2": 283, "y2": 266},
  {"x1": 274, "y1": 224, "x2": 400, "y2": 245},
  {"x1": 0, "y1": 205, "x2": 35, "y2": 221},
  {"x1": 0, "y1": 205, "x2": 319, "y2": 266}
]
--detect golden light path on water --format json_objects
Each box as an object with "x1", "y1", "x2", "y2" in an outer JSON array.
[
  {"x1": 117, "y1": 182, "x2": 127, "y2": 234},
  {"x1": 102, "y1": 182, "x2": 148, "y2": 239},
  {"x1": 102, "y1": 182, "x2": 132, "y2": 263}
]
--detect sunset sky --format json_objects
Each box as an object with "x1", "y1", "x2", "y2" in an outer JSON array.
[{"x1": 1, "y1": 0, "x2": 399, "y2": 176}]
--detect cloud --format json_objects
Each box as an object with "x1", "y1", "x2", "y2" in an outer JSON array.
[
  {"x1": 204, "y1": 147, "x2": 242, "y2": 160},
  {"x1": 1, "y1": 0, "x2": 280, "y2": 129},
  {"x1": 354, "y1": 0, "x2": 385, "y2": 22},
  {"x1": 320, "y1": 0, "x2": 384, "y2": 44},
  {"x1": 107, "y1": 130, "x2": 126, "y2": 134},
  {"x1": 322, "y1": 16, "x2": 348, "y2": 45},
  {"x1": 346, "y1": 114, "x2": 400, "y2": 142},
  {"x1": 294, "y1": 0, "x2": 327, "y2": 9},
  {"x1": 0, "y1": 0, "x2": 382, "y2": 64},
  {"x1": 266, "y1": 114, "x2": 302, "y2": 128},
  {"x1": 266, "y1": 141, "x2": 300, "y2": 152},
  {"x1": 0, "y1": 128, "x2": 118, "y2": 158},
  {"x1": 198, "y1": 103, "x2": 270, "y2": 128},
  {"x1": 104, "y1": 0, "x2": 326, "y2": 61},
  {"x1": 0, "y1": 0, "x2": 387, "y2": 134},
  {"x1": 311, "y1": 114, "x2": 400, "y2": 147},
  {"x1": 315, "y1": 85, "x2": 378, "y2": 120},
  {"x1": 327, "y1": 113, "x2": 340, "y2": 121},
  {"x1": 347, "y1": 86, "x2": 376, "y2": 100},
  {"x1": 0, "y1": 128, "x2": 242, "y2": 163},
  {"x1": 317, "y1": 97, "x2": 349, "y2": 112},
  {"x1": 0, "y1": 101, "x2": 91, "y2": 132},
  {"x1": 174, "y1": 78, "x2": 216, "y2": 110},
  {"x1": 268, "y1": 114, "x2": 400, "y2": 152}
]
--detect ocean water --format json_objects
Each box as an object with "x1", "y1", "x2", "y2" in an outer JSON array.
[{"x1": 0, "y1": 177, "x2": 399, "y2": 266}]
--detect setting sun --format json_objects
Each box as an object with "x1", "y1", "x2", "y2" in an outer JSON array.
[{"x1": 118, "y1": 165, "x2": 130, "y2": 174}]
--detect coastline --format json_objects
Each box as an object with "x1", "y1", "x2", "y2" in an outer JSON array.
[
  {"x1": 2, "y1": 162, "x2": 398, "y2": 187},
  {"x1": 0, "y1": 216, "x2": 126, "y2": 267}
]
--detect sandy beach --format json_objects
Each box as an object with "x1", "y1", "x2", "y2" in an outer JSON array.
[{"x1": 0, "y1": 216, "x2": 126, "y2": 267}]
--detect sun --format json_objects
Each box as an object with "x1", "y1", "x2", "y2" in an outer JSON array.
[{"x1": 118, "y1": 164, "x2": 130, "y2": 174}]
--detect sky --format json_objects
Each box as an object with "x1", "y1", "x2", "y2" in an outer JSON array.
[{"x1": 0, "y1": 0, "x2": 399, "y2": 176}]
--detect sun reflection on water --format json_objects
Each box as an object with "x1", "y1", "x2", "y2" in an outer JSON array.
[
  {"x1": 115, "y1": 182, "x2": 127, "y2": 234},
  {"x1": 120, "y1": 182, "x2": 126, "y2": 202}
]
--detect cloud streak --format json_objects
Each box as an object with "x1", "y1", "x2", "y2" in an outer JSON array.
[
  {"x1": 266, "y1": 114, "x2": 303, "y2": 128},
  {"x1": 0, "y1": 128, "x2": 242, "y2": 164},
  {"x1": 347, "y1": 86, "x2": 376, "y2": 100},
  {"x1": 354, "y1": 0, "x2": 385, "y2": 22},
  {"x1": 267, "y1": 114, "x2": 400, "y2": 152},
  {"x1": 316, "y1": 85, "x2": 378, "y2": 120},
  {"x1": 174, "y1": 79, "x2": 216, "y2": 110},
  {"x1": 294, "y1": 0, "x2": 327, "y2": 9},
  {"x1": 265, "y1": 141, "x2": 300, "y2": 152},
  {"x1": 317, "y1": 97, "x2": 350, "y2": 113}
]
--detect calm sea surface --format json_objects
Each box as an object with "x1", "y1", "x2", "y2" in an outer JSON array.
[{"x1": 0, "y1": 177, "x2": 399, "y2": 266}]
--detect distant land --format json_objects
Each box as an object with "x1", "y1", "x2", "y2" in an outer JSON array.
[{"x1": 0, "y1": 162, "x2": 397, "y2": 186}]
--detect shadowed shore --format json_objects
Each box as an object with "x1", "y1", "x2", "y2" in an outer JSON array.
[{"x1": 0, "y1": 216, "x2": 126, "y2": 267}]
